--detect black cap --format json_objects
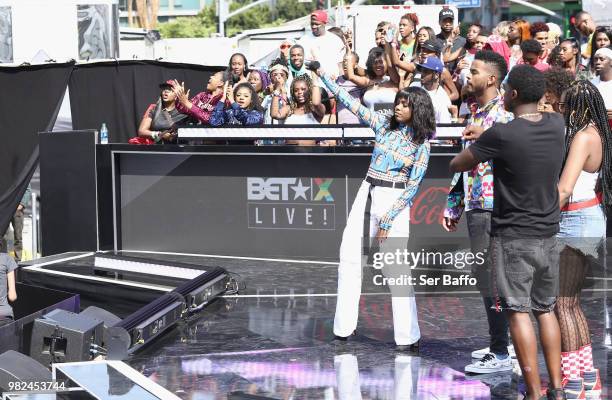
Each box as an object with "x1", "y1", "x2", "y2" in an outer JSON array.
[
  {"x1": 421, "y1": 39, "x2": 443, "y2": 54},
  {"x1": 159, "y1": 79, "x2": 174, "y2": 89},
  {"x1": 439, "y1": 8, "x2": 454, "y2": 22}
]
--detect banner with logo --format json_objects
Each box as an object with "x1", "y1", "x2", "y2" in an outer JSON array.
[{"x1": 116, "y1": 150, "x2": 467, "y2": 260}]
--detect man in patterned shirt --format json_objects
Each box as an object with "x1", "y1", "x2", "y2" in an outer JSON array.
[{"x1": 442, "y1": 51, "x2": 515, "y2": 374}]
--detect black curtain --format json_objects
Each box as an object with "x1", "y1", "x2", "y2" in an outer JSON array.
[
  {"x1": 69, "y1": 60, "x2": 222, "y2": 143},
  {"x1": 0, "y1": 62, "x2": 74, "y2": 238}
]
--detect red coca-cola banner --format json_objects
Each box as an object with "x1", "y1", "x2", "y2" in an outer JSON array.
[{"x1": 410, "y1": 186, "x2": 447, "y2": 225}]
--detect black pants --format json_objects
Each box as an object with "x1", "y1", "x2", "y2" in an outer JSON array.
[{"x1": 467, "y1": 209, "x2": 510, "y2": 356}]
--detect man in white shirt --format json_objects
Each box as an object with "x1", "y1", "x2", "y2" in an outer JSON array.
[
  {"x1": 299, "y1": 10, "x2": 345, "y2": 78},
  {"x1": 415, "y1": 56, "x2": 456, "y2": 123},
  {"x1": 592, "y1": 47, "x2": 612, "y2": 122}
]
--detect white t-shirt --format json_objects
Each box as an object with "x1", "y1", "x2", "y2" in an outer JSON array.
[
  {"x1": 299, "y1": 31, "x2": 345, "y2": 77},
  {"x1": 593, "y1": 77, "x2": 612, "y2": 110},
  {"x1": 427, "y1": 86, "x2": 452, "y2": 123},
  {"x1": 286, "y1": 112, "x2": 320, "y2": 125}
]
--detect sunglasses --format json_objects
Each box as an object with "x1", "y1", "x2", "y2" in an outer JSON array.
[
  {"x1": 377, "y1": 28, "x2": 386, "y2": 33},
  {"x1": 280, "y1": 44, "x2": 291, "y2": 49}
]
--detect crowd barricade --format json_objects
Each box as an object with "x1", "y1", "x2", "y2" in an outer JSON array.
[{"x1": 177, "y1": 123, "x2": 466, "y2": 142}]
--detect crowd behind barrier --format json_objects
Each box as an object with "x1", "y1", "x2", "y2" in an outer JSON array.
[
  {"x1": 2, "y1": 6, "x2": 612, "y2": 400},
  {"x1": 129, "y1": 9, "x2": 612, "y2": 147}
]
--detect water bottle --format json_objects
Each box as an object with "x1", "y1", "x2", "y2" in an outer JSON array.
[{"x1": 100, "y1": 123, "x2": 109, "y2": 144}]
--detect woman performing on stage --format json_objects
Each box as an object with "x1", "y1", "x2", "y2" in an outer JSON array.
[
  {"x1": 311, "y1": 61, "x2": 436, "y2": 349},
  {"x1": 556, "y1": 79, "x2": 611, "y2": 398}
]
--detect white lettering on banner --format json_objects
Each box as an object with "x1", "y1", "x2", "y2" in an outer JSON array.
[
  {"x1": 255, "y1": 207, "x2": 262, "y2": 224},
  {"x1": 247, "y1": 177, "x2": 298, "y2": 201},
  {"x1": 286, "y1": 208, "x2": 295, "y2": 224},
  {"x1": 247, "y1": 177, "x2": 337, "y2": 230},
  {"x1": 247, "y1": 204, "x2": 336, "y2": 230}
]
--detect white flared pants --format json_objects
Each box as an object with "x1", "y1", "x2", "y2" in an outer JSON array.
[{"x1": 333, "y1": 180, "x2": 420, "y2": 345}]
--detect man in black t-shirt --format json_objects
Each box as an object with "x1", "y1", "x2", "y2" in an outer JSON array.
[
  {"x1": 450, "y1": 65, "x2": 565, "y2": 400},
  {"x1": 436, "y1": 8, "x2": 466, "y2": 74}
]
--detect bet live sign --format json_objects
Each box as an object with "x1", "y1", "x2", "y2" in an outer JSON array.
[{"x1": 446, "y1": 0, "x2": 481, "y2": 8}]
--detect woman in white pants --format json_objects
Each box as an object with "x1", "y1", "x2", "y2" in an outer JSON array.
[{"x1": 312, "y1": 65, "x2": 436, "y2": 349}]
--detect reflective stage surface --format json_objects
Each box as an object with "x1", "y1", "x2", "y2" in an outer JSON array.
[{"x1": 92, "y1": 251, "x2": 610, "y2": 400}]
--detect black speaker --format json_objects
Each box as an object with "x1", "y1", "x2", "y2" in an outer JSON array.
[
  {"x1": 80, "y1": 306, "x2": 122, "y2": 351},
  {"x1": 30, "y1": 309, "x2": 103, "y2": 366},
  {"x1": 80, "y1": 306, "x2": 121, "y2": 329},
  {"x1": 0, "y1": 350, "x2": 51, "y2": 392}
]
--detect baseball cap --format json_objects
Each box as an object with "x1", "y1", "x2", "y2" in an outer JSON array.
[
  {"x1": 439, "y1": 8, "x2": 454, "y2": 22},
  {"x1": 159, "y1": 79, "x2": 174, "y2": 89},
  {"x1": 311, "y1": 10, "x2": 328, "y2": 24},
  {"x1": 421, "y1": 39, "x2": 442, "y2": 54},
  {"x1": 416, "y1": 56, "x2": 444, "y2": 73}
]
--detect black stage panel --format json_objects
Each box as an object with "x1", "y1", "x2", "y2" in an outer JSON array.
[
  {"x1": 112, "y1": 146, "x2": 466, "y2": 260},
  {"x1": 40, "y1": 130, "x2": 99, "y2": 255}
]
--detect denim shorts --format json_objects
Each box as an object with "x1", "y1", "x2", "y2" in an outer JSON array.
[
  {"x1": 557, "y1": 204, "x2": 606, "y2": 260},
  {"x1": 490, "y1": 235, "x2": 559, "y2": 313}
]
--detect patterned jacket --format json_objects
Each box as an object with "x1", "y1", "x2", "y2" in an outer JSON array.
[
  {"x1": 320, "y1": 73, "x2": 430, "y2": 231},
  {"x1": 444, "y1": 95, "x2": 513, "y2": 220}
]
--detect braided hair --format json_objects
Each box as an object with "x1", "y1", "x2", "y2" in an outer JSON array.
[
  {"x1": 562, "y1": 79, "x2": 612, "y2": 209},
  {"x1": 289, "y1": 74, "x2": 315, "y2": 115}
]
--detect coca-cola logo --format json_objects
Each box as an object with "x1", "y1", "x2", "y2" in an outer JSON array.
[{"x1": 410, "y1": 186, "x2": 447, "y2": 225}]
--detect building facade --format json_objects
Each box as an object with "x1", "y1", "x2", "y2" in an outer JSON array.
[{"x1": 118, "y1": 0, "x2": 211, "y2": 26}]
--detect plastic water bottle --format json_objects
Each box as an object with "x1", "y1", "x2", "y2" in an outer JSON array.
[{"x1": 100, "y1": 123, "x2": 109, "y2": 144}]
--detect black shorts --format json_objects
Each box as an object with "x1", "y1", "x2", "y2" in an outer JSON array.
[{"x1": 490, "y1": 235, "x2": 559, "y2": 313}]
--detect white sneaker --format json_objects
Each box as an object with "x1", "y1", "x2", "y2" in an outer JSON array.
[
  {"x1": 465, "y1": 353, "x2": 513, "y2": 374},
  {"x1": 471, "y1": 344, "x2": 515, "y2": 359}
]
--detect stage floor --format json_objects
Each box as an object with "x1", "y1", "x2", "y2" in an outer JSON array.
[{"x1": 23, "y1": 251, "x2": 612, "y2": 399}]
